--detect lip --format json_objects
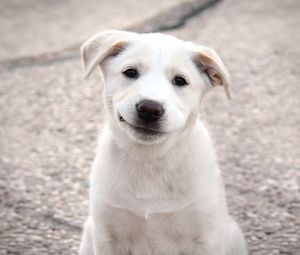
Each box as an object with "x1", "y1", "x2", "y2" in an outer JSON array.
[{"x1": 119, "y1": 115, "x2": 165, "y2": 136}]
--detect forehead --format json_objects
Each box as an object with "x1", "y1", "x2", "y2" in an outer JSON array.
[{"x1": 117, "y1": 34, "x2": 193, "y2": 68}]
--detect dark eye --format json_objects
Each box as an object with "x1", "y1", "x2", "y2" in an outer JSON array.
[
  {"x1": 122, "y1": 68, "x2": 139, "y2": 79},
  {"x1": 172, "y1": 75, "x2": 188, "y2": 86}
]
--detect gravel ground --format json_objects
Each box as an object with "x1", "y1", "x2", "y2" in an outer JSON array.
[{"x1": 0, "y1": 0, "x2": 299, "y2": 254}]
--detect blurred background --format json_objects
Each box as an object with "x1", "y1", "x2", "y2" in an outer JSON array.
[{"x1": 0, "y1": 0, "x2": 299, "y2": 254}]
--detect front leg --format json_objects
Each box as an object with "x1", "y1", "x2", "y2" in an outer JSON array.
[
  {"x1": 190, "y1": 219, "x2": 247, "y2": 255},
  {"x1": 92, "y1": 219, "x2": 131, "y2": 255},
  {"x1": 79, "y1": 218, "x2": 120, "y2": 255},
  {"x1": 182, "y1": 227, "x2": 225, "y2": 255},
  {"x1": 189, "y1": 240, "x2": 225, "y2": 255},
  {"x1": 93, "y1": 240, "x2": 116, "y2": 255},
  {"x1": 79, "y1": 218, "x2": 94, "y2": 255}
]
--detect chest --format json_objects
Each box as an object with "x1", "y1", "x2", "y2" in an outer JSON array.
[{"x1": 95, "y1": 156, "x2": 201, "y2": 217}]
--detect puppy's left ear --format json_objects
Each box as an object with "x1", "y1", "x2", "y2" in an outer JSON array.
[
  {"x1": 192, "y1": 46, "x2": 232, "y2": 99},
  {"x1": 80, "y1": 30, "x2": 136, "y2": 79}
]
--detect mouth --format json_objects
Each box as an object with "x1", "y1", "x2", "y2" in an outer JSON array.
[{"x1": 119, "y1": 115, "x2": 165, "y2": 137}]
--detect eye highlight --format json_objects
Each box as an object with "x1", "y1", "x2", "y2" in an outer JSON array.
[
  {"x1": 122, "y1": 68, "x2": 139, "y2": 79},
  {"x1": 172, "y1": 75, "x2": 188, "y2": 87}
]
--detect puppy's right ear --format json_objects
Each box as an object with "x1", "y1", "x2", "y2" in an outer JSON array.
[{"x1": 80, "y1": 30, "x2": 135, "y2": 79}]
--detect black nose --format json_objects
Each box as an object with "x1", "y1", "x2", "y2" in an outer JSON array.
[{"x1": 136, "y1": 100, "x2": 164, "y2": 123}]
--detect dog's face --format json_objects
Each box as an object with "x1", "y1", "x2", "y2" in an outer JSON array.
[{"x1": 81, "y1": 30, "x2": 231, "y2": 144}]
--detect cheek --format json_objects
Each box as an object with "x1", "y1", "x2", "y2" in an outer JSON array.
[
  {"x1": 102, "y1": 76, "x2": 125, "y2": 116},
  {"x1": 171, "y1": 91, "x2": 200, "y2": 130},
  {"x1": 162, "y1": 91, "x2": 194, "y2": 130},
  {"x1": 176, "y1": 86, "x2": 201, "y2": 113},
  {"x1": 112, "y1": 85, "x2": 139, "y2": 121},
  {"x1": 168, "y1": 87, "x2": 201, "y2": 125}
]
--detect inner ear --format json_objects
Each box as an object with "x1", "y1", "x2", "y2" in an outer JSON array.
[{"x1": 193, "y1": 53, "x2": 222, "y2": 87}]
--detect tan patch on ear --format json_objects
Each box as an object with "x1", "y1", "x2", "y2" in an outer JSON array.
[
  {"x1": 193, "y1": 51, "x2": 231, "y2": 99},
  {"x1": 102, "y1": 41, "x2": 129, "y2": 63},
  {"x1": 82, "y1": 50, "x2": 88, "y2": 65},
  {"x1": 197, "y1": 52, "x2": 214, "y2": 66},
  {"x1": 207, "y1": 69, "x2": 222, "y2": 86},
  {"x1": 193, "y1": 53, "x2": 222, "y2": 87},
  {"x1": 80, "y1": 30, "x2": 135, "y2": 79}
]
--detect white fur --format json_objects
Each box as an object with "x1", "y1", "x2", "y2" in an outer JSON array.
[{"x1": 79, "y1": 30, "x2": 247, "y2": 255}]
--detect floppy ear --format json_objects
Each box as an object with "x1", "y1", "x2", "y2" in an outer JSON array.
[
  {"x1": 192, "y1": 46, "x2": 231, "y2": 99},
  {"x1": 80, "y1": 30, "x2": 136, "y2": 79}
]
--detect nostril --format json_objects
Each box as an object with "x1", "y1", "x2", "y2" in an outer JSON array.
[
  {"x1": 136, "y1": 103, "x2": 148, "y2": 114},
  {"x1": 152, "y1": 108, "x2": 164, "y2": 117}
]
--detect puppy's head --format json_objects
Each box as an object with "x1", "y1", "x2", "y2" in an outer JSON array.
[{"x1": 81, "y1": 30, "x2": 231, "y2": 144}]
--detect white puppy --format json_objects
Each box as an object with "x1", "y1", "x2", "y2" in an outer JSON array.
[{"x1": 79, "y1": 30, "x2": 247, "y2": 255}]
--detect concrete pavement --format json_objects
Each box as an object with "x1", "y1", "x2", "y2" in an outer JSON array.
[
  {"x1": 0, "y1": 0, "x2": 299, "y2": 254},
  {"x1": 0, "y1": 0, "x2": 190, "y2": 60}
]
